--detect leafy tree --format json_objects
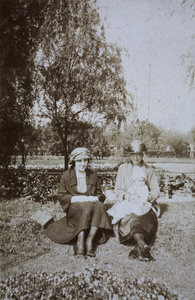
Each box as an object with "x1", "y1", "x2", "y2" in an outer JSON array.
[
  {"x1": 33, "y1": 0, "x2": 128, "y2": 169},
  {"x1": 181, "y1": 52, "x2": 195, "y2": 92},
  {"x1": 0, "y1": 0, "x2": 46, "y2": 166},
  {"x1": 158, "y1": 130, "x2": 189, "y2": 158},
  {"x1": 137, "y1": 121, "x2": 161, "y2": 150},
  {"x1": 44, "y1": 121, "x2": 95, "y2": 156},
  {"x1": 114, "y1": 120, "x2": 162, "y2": 151},
  {"x1": 187, "y1": 126, "x2": 195, "y2": 143},
  {"x1": 39, "y1": 121, "x2": 110, "y2": 159}
]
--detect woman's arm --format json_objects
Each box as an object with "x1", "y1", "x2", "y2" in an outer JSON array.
[
  {"x1": 96, "y1": 175, "x2": 106, "y2": 202},
  {"x1": 57, "y1": 172, "x2": 73, "y2": 211},
  {"x1": 147, "y1": 168, "x2": 160, "y2": 203},
  {"x1": 115, "y1": 165, "x2": 127, "y2": 200}
]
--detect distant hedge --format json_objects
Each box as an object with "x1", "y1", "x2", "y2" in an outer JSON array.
[
  {"x1": 146, "y1": 151, "x2": 176, "y2": 158},
  {"x1": 0, "y1": 167, "x2": 162, "y2": 203}
]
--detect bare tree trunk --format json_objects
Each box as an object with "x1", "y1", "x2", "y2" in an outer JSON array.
[
  {"x1": 64, "y1": 125, "x2": 69, "y2": 170},
  {"x1": 64, "y1": 148, "x2": 68, "y2": 170},
  {"x1": 21, "y1": 139, "x2": 25, "y2": 165},
  {"x1": 55, "y1": 116, "x2": 69, "y2": 170},
  {"x1": 22, "y1": 152, "x2": 25, "y2": 165}
]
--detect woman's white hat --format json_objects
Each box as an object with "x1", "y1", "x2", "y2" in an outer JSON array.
[{"x1": 69, "y1": 147, "x2": 91, "y2": 164}]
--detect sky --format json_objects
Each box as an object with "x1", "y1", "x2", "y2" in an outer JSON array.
[{"x1": 97, "y1": 0, "x2": 195, "y2": 133}]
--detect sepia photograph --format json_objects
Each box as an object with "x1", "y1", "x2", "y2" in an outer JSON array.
[{"x1": 0, "y1": 0, "x2": 195, "y2": 299}]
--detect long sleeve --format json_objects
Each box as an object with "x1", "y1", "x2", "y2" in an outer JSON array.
[
  {"x1": 95, "y1": 174, "x2": 106, "y2": 203},
  {"x1": 146, "y1": 167, "x2": 160, "y2": 202},
  {"x1": 57, "y1": 172, "x2": 74, "y2": 212},
  {"x1": 115, "y1": 164, "x2": 128, "y2": 200}
]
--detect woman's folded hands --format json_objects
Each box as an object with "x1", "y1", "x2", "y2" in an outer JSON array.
[{"x1": 71, "y1": 196, "x2": 98, "y2": 203}]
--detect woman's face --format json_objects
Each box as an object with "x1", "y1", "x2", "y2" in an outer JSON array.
[
  {"x1": 129, "y1": 152, "x2": 143, "y2": 165},
  {"x1": 75, "y1": 158, "x2": 88, "y2": 172}
]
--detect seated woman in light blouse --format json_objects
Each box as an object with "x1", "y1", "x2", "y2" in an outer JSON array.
[{"x1": 114, "y1": 140, "x2": 160, "y2": 261}]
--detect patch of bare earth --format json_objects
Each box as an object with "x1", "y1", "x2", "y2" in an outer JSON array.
[{"x1": 0, "y1": 195, "x2": 194, "y2": 299}]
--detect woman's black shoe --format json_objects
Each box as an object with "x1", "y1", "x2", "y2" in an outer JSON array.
[
  {"x1": 128, "y1": 247, "x2": 139, "y2": 259},
  {"x1": 138, "y1": 242, "x2": 151, "y2": 257}
]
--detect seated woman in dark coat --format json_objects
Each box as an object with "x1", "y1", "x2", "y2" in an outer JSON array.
[
  {"x1": 114, "y1": 140, "x2": 160, "y2": 261},
  {"x1": 46, "y1": 147, "x2": 114, "y2": 257}
]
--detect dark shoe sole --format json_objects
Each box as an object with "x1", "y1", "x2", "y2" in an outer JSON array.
[{"x1": 86, "y1": 249, "x2": 96, "y2": 257}]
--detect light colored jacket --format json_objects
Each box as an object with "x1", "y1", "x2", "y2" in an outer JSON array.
[{"x1": 115, "y1": 161, "x2": 160, "y2": 203}]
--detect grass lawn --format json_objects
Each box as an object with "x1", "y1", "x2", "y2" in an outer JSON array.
[{"x1": 0, "y1": 195, "x2": 194, "y2": 299}]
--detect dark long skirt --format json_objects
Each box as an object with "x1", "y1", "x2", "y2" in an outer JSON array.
[
  {"x1": 46, "y1": 201, "x2": 114, "y2": 245},
  {"x1": 118, "y1": 209, "x2": 158, "y2": 245}
]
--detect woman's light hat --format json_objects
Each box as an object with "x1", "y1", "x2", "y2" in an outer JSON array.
[
  {"x1": 69, "y1": 147, "x2": 91, "y2": 164},
  {"x1": 129, "y1": 140, "x2": 147, "y2": 153}
]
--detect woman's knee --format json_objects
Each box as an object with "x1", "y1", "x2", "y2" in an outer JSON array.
[
  {"x1": 93, "y1": 201, "x2": 106, "y2": 211},
  {"x1": 80, "y1": 202, "x2": 94, "y2": 217},
  {"x1": 69, "y1": 202, "x2": 93, "y2": 218}
]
